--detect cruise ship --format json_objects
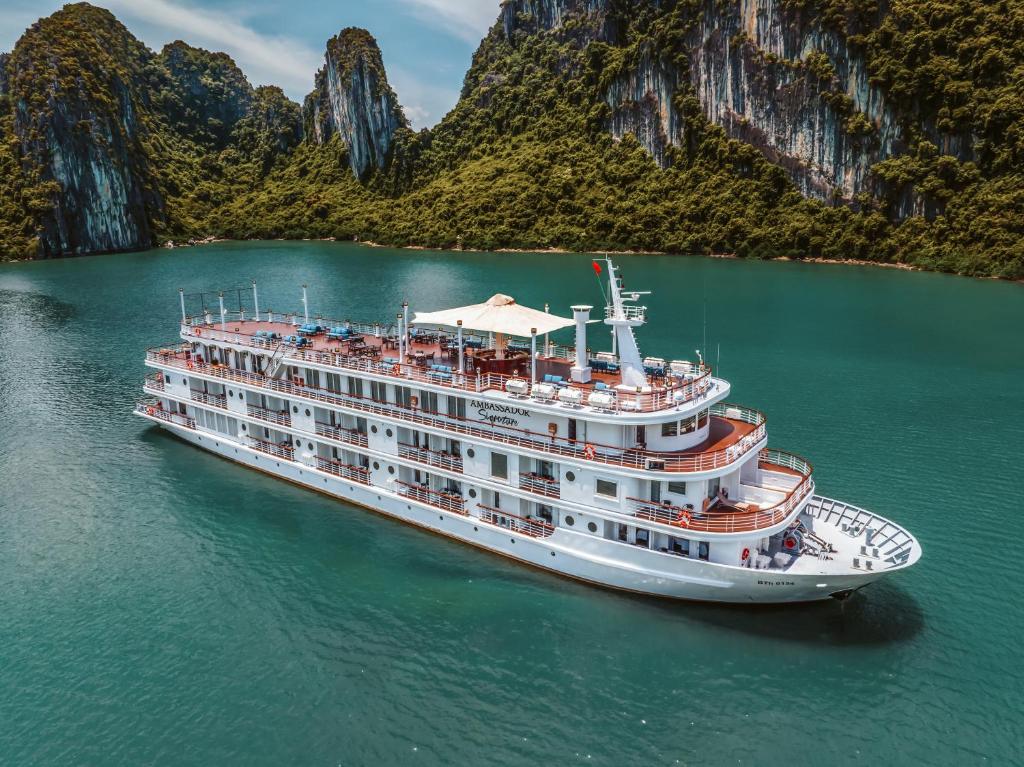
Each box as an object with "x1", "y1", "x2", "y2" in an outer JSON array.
[{"x1": 136, "y1": 259, "x2": 921, "y2": 603}]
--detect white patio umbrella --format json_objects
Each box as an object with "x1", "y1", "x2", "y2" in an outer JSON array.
[{"x1": 412, "y1": 294, "x2": 575, "y2": 361}]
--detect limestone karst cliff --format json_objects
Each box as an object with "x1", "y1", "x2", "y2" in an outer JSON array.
[{"x1": 303, "y1": 28, "x2": 408, "y2": 180}]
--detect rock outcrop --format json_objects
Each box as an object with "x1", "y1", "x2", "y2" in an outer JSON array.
[
  {"x1": 7, "y1": 4, "x2": 162, "y2": 257},
  {"x1": 303, "y1": 28, "x2": 408, "y2": 180}
]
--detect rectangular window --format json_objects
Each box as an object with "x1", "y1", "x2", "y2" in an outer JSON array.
[
  {"x1": 347, "y1": 376, "x2": 363, "y2": 397},
  {"x1": 422, "y1": 391, "x2": 438, "y2": 413},
  {"x1": 697, "y1": 408, "x2": 710, "y2": 428},
  {"x1": 394, "y1": 386, "x2": 412, "y2": 408},
  {"x1": 596, "y1": 479, "x2": 618, "y2": 498},
  {"x1": 446, "y1": 396, "x2": 466, "y2": 419},
  {"x1": 370, "y1": 380, "x2": 387, "y2": 402},
  {"x1": 667, "y1": 481, "x2": 687, "y2": 496},
  {"x1": 661, "y1": 420, "x2": 678, "y2": 437},
  {"x1": 679, "y1": 415, "x2": 697, "y2": 434},
  {"x1": 490, "y1": 451, "x2": 508, "y2": 479}
]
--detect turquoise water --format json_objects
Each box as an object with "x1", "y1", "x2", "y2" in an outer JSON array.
[{"x1": 1, "y1": 242, "x2": 1022, "y2": 765}]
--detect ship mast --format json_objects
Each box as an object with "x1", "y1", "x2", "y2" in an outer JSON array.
[{"x1": 602, "y1": 257, "x2": 649, "y2": 389}]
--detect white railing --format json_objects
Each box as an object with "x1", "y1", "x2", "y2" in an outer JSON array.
[
  {"x1": 316, "y1": 457, "x2": 370, "y2": 484},
  {"x1": 476, "y1": 505, "x2": 555, "y2": 538},
  {"x1": 397, "y1": 443, "x2": 463, "y2": 472},
  {"x1": 395, "y1": 481, "x2": 467, "y2": 514},
  {"x1": 247, "y1": 438, "x2": 294, "y2": 460},
  {"x1": 247, "y1": 404, "x2": 291, "y2": 426},
  {"x1": 148, "y1": 351, "x2": 765, "y2": 474},
  {"x1": 519, "y1": 473, "x2": 560, "y2": 498},
  {"x1": 190, "y1": 391, "x2": 227, "y2": 408},
  {"x1": 315, "y1": 422, "x2": 368, "y2": 447},
  {"x1": 135, "y1": 402, "x2": 195, "y2": 429}
]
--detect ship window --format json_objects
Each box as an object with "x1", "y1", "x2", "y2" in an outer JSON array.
[
  {"x1": 385, "y1": 428, "x2": 393, "y2": 438},
  {"x1": 668, "y1": 481, "x2": 687, "y2": 495},
  {"x1": 565, "y1": 515, "x2": 575, "y2": 527},
  {"x1": 466, "y1": 448, "x2": 475, "y2": 459},
  {"x1": 371, "y1": 425, "x2": 378, "y2": 434},
  {"x1": 304, "y1": 408, "x2": 311, "y2": 417},
  {"x1": 587, "y1": 522, "x2": 597, "y2": 533},
  {"x1": 292, "y1": 405, "x2": 298, "y2": 413},
  {"x1": 596, "y1": 479, "x2": 617, "y2": 498},
  {"x1": 697, "y1": 409, "x2": 710, "y2": 428},
  {"x1": 387, "y1": 466, "x2": 395, "y2": 474},
  {"x1": 565, "y1": 471, "x2": 575, "y2": 482},
  {"x1": 679, "y1": 415, "x2": 697, "y2": 434},
  {"x1": 490, "y1": 452, "x2": 508, "y2": 480},
  {"x1": 468, "y1": 489, "x2": 477, "y2": 498},
  {"x1": 661, "y1": 420, "x2": 678, "y2": 437},
  {"x1": 373, "y1": 461, "x2": 380, "y2": 470},
  {"x1": 698, "y1": 541, "x2": 709, "y2": 561}
]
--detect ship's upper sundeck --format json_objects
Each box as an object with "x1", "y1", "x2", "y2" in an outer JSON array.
[{"x1": 180, "y1": 313, "x2": 720, "y2": 418}]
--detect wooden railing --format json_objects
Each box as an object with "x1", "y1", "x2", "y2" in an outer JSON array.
[
  {"x1": 519, "y1": 473, "x2": 560, "y2": 498},
  {"x1": 626, "y1": 450, "x2": 814, "y2": 534},
  {"x1": 316, "y1": 457, "x2": 370, "y2": 484},
  {"x1": 315, "y1": 422, "x2": 368, "y2": 447},
  {"x1": 191, "y1": 390, "x2": 227, "y2": 408},
  {"x1": 247, "y1": 438, "x2": 294, "y2": 460},
  {"x1": 247, "y1": 404, "x2": 291, "y2": 426},
  {"x1": 476, "y1": 504, "x2": 555, "y2": 538},
  {"x1": 395, "y1": 481, "x2": 467, "y2": 514},
  {"x1": 135, "y1": 402, "x2": 196, "y2": 429},
  {"x1": 397, "y1": 443, "x2": 463, "y2": 472},
  {"x1": 174, "y1": 319, "x2": 717, "y2": 413},
  {"x1": 148, "y1": 350, "x2": 765, "y2": 474}
]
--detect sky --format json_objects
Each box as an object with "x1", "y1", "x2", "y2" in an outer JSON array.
[{"x1": 0, "y1": 0, "x2": 503, "y2": 128}]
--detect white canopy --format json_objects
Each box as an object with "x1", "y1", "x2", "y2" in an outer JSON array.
[{"x1": 411, "y1": 294, "x2": 574, "y2": 337}]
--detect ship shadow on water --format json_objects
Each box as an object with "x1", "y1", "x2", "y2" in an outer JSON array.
[{"x1": 631, "y1": 581, "x2": 925, "y2": 647}]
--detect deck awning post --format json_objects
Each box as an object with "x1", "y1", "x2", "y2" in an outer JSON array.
[
  {"x1": 397, "y1": 312, "x2": 404, "y2": 362},
  {"x1": 301, "y1": 285, "x2": 309, "y2": 325},
  {"x1": 252, "y1": 281, "x2": 260, "y2": 321},
  {"x1": 544, "y1": 303, "x2": 550, "y2": 357},
  {"x1": 457, "y1": 320, "x2": 464, "y2": 374},
  {"x1": 403, "y1": 301, "x2": 410, "y2": 355},
  {"x1": 530, "y1": 328, "x2": 537, "y2": 384},
  {"x1": 218, "y1": 292, "x2": 226, "y2": 331},
  {"x1": 570, "y1": 305, "x2": 593, "y2": 383},
  {"x1": 179, "y1": 288, "x2": 187, "y2": 323}
]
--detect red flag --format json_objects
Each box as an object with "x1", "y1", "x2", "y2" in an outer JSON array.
[{"x1": 591, "y1": 260, "x2": 602, "y2": 276}]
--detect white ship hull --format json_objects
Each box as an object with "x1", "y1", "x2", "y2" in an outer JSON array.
[{"x1": 147, "y1": 416, "x2": 913, "y2": 604}]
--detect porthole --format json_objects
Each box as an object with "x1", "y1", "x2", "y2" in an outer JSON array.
[
  {"x1": 229, "y1": 389, "x2": 234, "y2": 396},
  {"x1": 474, "y1": 527, "x2": 478, "y2": 532},
  {"x1": 387, "y1": 466, "x2": 395, "y2": 474},
  {"x1": 305, "y1": 408, "x2": 311, "y2": 417},
  {"x1": 241, "y1": 424, "x2": 246, "y2": 431},
  {"x1": 292, "y1": 405, "x2": 298, "y2": 413},
  {"x1": 565, "y1": 515, "x2": 575, "y2": 526},
  {"x1": 439, "y1": 515, "x2": 444, "y2": 521},
  {"x1": 550, "y1": 551, "x2": 556, "y2": 557},
  {"x1": 182, "y1": 378, "x2": 187, "y2": 385},
  {"x1": 385, "y1": 428, "x2": 393, "y2": 438},
  {"x1": 587, "y1": 522, "x2": 597, "y2": 533},
  {"x1": 566, "y1": 471, "x2": 576, "y2": 482},
  {"x1": 371, "y1": 425, "x2": 378, "y2": 434},
  {"x1": 468, "y1": 489, "x2": 477, "y2": 498},
  {"x1": 467, "y1": 448, "x2": 475, "y2": 458},
  {"x1": 510, "y1": 538, "x2": 515, "y2": 544},
  {"x1": 308, "y1": 442, "x2": 314, "y2": 450},
  {"x1": 373, "y1": 461, "x2": 380, "y2": 470}
]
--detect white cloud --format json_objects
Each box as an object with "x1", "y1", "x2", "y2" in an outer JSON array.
[
  {"x1": 389, "y1": 65, "x2": 462, "y2": 129},
  {"x1": 102, "y1": 0, "x2": 322, "y2": 98},
  {"x1": 398, "y1": 0, "x2": 501, "y2": 44}
]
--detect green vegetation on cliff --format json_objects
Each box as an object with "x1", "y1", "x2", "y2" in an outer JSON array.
[{"x1": 0, "y1": 1, "x2": 1021, "y2": 278}]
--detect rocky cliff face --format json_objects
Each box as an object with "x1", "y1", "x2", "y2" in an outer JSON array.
[
  {"x1": 304, "y1": 28, "x2": 407, "y2": 180},
  {"x1": 7, "y1": 5, "x2": 162, "y2": 257},
  {"x1": 501, "y1": 0, "x2": 936, "y2": 214}
]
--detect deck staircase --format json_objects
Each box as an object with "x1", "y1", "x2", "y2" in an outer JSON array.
[{"x1": 265, "y1": 342, "x2": 291, "y2": 379}]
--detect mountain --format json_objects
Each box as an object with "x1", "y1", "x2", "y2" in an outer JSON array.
[{"x1": 0, "y1": 0, "x2": 1021, "y2": 278}]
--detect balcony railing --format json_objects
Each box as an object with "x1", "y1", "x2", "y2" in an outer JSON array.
[
  {"x1": 315, "y1": 422, "x2": 368, "y2": 447},
  {"x1": 247, "y1": 404, "x2": 291, "y2": 426},
  {"x1": 148, "y1": 351, "x2": 765, "y2": 474},
  {"x1": 316, "y1": 457, "x2": 370, "y2": 484},
  {"x1": 190, "y1": 390, "x2": 227, "y2": 408},
  {"x1": 625, "y1": 450, "x2": 814, "y2": 534},
  {"x1": 476, "y1": 504, "x2": 555, "y2": 539},
  {"x1": 397, "y1": 443, "x2": 463, "y2": 473},
  {"x1": 395, "y1": 481, "x2": 467, "y2": 514},
  {"x1": 519, "y1": 473, "x2": 560, "y2": 498},
  {"x1": 144, "y1": 373, "x2": 165, "y2": 392},
  {"x1": 247, "y1": 438, "x2": 294, "y2": 461},
  {"x1": 172, "y1": 318, "x2": 717, "y2": 413},
  {"x1": 135, "y1": 402, "x2": 195, "y2": 429}
]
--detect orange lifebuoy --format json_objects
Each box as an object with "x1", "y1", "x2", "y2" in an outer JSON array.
[
  {"x1": 392, "y1": 364, "x2": 401, "y2": 376},
  {"x1": 741, "y1": 547, "x2": 750, "y2": 561},
  {"x1": 146, "y1": 406, "x2": 155, "y2": 416},
  {"x1": 583, "y1": 444, "x2": 596, "y2": 460}
]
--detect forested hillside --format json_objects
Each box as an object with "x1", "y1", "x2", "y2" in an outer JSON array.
[{"x1": 1, "y1": 1, "x2": 1021, "y2": 278}]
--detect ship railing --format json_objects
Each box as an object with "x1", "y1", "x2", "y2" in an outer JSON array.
[
  {"x1": 476, "y1": 504, "x2": 556, "y2": 539},
  {"x1": 190, "y1": 390, "x2": 228, "y2": 409},
  {"x1": 171, "y1": 321, "x2": 718, "y2": 413},
  {"x1": 801, "y1": 496, "x2": 918, "y2": 567},
  {"x1": 315, "y1": 422, "x2": 368, "y2": 447},
  {"x1": 519, "y1": 472, "x2": 560, "y2": 498},
  {"x1": 315, "y1": 457, "x2": 370, "y2": 485},
  {"x1": 625, "y1": 449, "x2": 814, "y2": 533},
  {"x1": 147, "y1": 356, "x2": 766, "y2": 474},
  {"x1": 135, "y1": 401, "x2": 196, "y2": 429},
  {"x1": 397, "y1": 443, "x2": 463, "y2": 473},
  {"x1": 605, "y1": 304, "x2": 646, "y2": 322},
  {"x1": 144, "y1": 372, "x2": 165, "y2": 391},
  {"x1": 247, "y1": 404, "x2": 291, "y2": 426},
  {"x1": 395, "y1": 481, "x2": 467, "y2": 515},
  {"x1": 247, "y1": 437, "x2": 294, "y2": 461}
]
